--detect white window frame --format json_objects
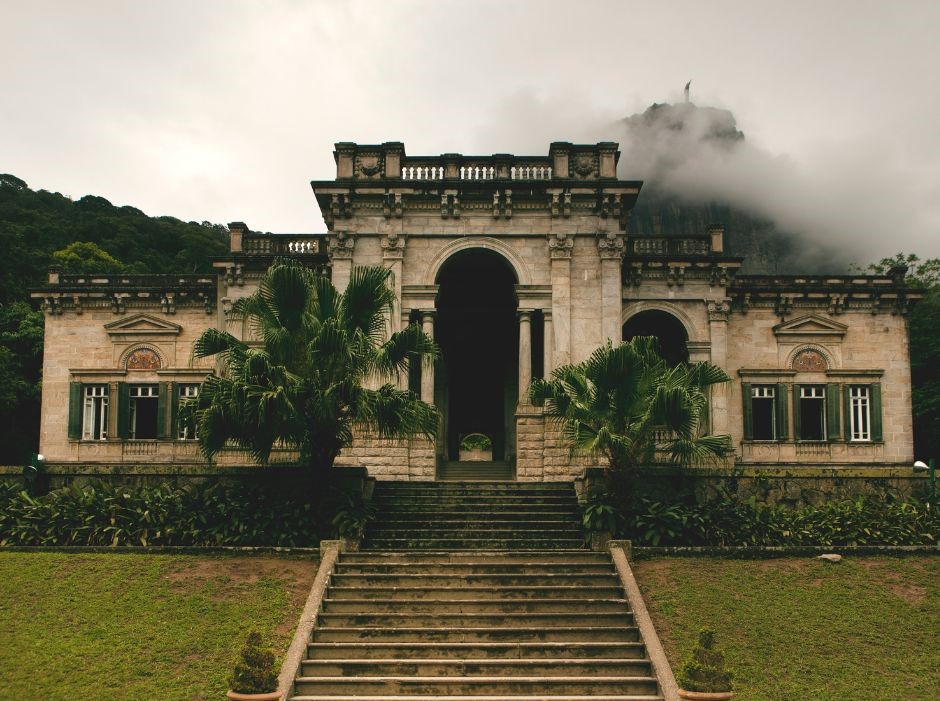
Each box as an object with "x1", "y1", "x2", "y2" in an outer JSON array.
[
  {"x1": 750, "y1": 385, "x2": 776, "y2": 441},
  {"x1": 799, "y1": 385, "x2": 827, "y2": 441},
  {"x1": 129, "y1": 384, "x2": 159, "y2": 440},
  {"x1": 82, "y1": 384, "x2": 109, "y2": 440},
  {"x1": 849, "y1": 385, "x2": 871, "y2": 442},
  {"x1": 178, "y1": 384, "x2": 200, "y2": 440}
]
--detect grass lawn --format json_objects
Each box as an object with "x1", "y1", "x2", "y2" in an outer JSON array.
[
  {"x1": 0, "y1": 552, "x2": 319, "y2": 700},
  {"x1": 633, "y1": 556, "x2": 939, "y2": 701}
]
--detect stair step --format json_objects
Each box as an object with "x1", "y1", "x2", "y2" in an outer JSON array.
[
  {"x1": 317, "y1": 611, "x2": 634, "y2": 627},
  {"x1": 362, "y1": 539, "x2": 586, "y2": 550},
  {"x1": 339, "y1": 552, "x2": 606, "y2": 564},
  {"x1": 322, "y1": 599, "x2": 629, "y2": 614},
  {"x1": 300, "y1": 658, "x2": 654, "y2": 677},
  {"x1": 292, "y1": 675, "x2": 660, "y2": 695},
  {"x1": 313, "y1": 626, "x2": 641, "y2": 643},
  {"x1": 327, "y1": 586, "x2": 624, "y2": 600},
  {"x1": 334, "y1": 562, "x2": 614, "y2": 576},
  {"x1": 306, "y1": 642, "x2": 648, "y2": 660},
  {"x1": 291, "y1": 696, "x2": 663, "y2": 701},
  {"x1": 330, "y1": 573, "x2": 618, "y2": 586}
]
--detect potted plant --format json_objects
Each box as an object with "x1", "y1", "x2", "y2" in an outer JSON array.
[
  {"x1": 677, "y1": 628, "x2": 734, "y2": 700},
  {"x1": 227, "y1": 630, "x2": 280, "y2": 701}
]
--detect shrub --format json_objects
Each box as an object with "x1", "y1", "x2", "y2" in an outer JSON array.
[
  {"x1": 581, "y1": 489, "x2": 621, "y2": 536},
  {"x1": 678, "y1": 628, "x2": 733, "y2": 693},
  {"x1": 229, "y1": 630, "x2": 277, "y2": 694},
  {"x1": 329, "y1": 488, "x2": 376, "y2": 539},
  {"x1": 0, "y1": 479, "x2": 344, "y2": 547},
  {"x1": 583, "y1": 493, "x2": 939, "y2": 547}
]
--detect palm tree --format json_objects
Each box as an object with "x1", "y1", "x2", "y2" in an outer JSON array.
[
  {"x1": 529, "y1": 336, "x2": 732, "y2": 507},
  {"x1": 182, "y1": 260, "x2": 439, "y2": 481}
]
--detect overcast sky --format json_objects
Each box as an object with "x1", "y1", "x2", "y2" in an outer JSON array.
[{"x1": 2, "y1": 1, "x2": 938, "y2": 263}]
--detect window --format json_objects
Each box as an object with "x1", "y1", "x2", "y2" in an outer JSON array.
[
  {"x1": 849, "y1": 386, "x2": 871, "y2": 442},
  {"x1": 82, "y1": 385, "x2": 109, "y2": 440},
  {"x1": 751, "y1": 386, "x2": 776, "y2": 440},
  {"x1": 178, "y1": 384, "x2": 200, "y2": 439},
  {"x1": 798, "y1": 385, "x2": 826, "y2": 441},
  {"x1": 129, "y1": 385, "x2": 159, "y2": 439}
]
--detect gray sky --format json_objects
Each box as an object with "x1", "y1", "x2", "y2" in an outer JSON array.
[{"x1": 2, "y1": 0, "x2": 939, "y2": 263}]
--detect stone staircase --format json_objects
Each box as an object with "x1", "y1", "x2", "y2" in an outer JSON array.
[{"x1": 287, "y1": 481, "x2": 663, "y2": 700}]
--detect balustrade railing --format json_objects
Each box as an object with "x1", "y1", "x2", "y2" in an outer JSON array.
[
  {"x1": 400, "y1": 158, "x2": 553, "y2": 181},
  {"x1": 628, "y1": 236, "x2": 713, "y2": 257},
  {"x1": 242, "y1": 234, "x2": 328, "y2": 256}
]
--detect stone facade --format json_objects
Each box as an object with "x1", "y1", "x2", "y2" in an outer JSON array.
[{"x1": 32, "y1": 141, "x2": 924, "y2": 485}]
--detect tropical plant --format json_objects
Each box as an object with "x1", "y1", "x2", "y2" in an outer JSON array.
[
  {"x1": 229, "y1": 630, "x2": 277, "y2": 695},
  {"x1": 678, "y1": 628, "x2": 733, "y2": 693},
  {"x1": 530, "y1": 337, "x2": 732, "y2": 509},
  {"x1": 182, "y1": 261, "x2": 439, "y2": 484}
]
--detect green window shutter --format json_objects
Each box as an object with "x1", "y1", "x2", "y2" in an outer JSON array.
[
  {"x1": 843, "y1": 385, "x2": 852, "y2": 440},
  {"x1": 826, "y1": 383, "x2": 841, "y2": 441},
  {"x1": 117, "y1": 382, "x2": 130, "y2": 439},
  {"x1": 156, "y1": 382, "x2": 170, "y2": 439},
  {"x1": 775, "y1": 383, "x2": 789, "y2": 440},
  {"x1": 742, "y1": 382, "x2": 753, "y2": 440},
  {"x1": 169, "y1": 382, "x2": 179, "y2": 440},
  {"x1": 68, "y1": 382, "x2": 83, "y2": 440},
  {"x1": 870, "y1": 382, "x2": 883, "y2": 442},
  {"x1": 793, "y1": 384, "x2": 802, "y2": 439}
]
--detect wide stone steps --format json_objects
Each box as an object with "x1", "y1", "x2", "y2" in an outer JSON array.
[
  {"x1": 292, "y1": 675, "x2": 660, "y2": 695},
  {"x1": 306, "y1": 642, "x2": 648, "y2": 659},
  {"x1": 318, "y1": 612, "x2": 635, "y2": 627},
  {"x1": 286, "y1": 482, "x2": 661, "y2": 701},
  {"x1": 313, "y1": 625, "x2": 642, "y2": 643},
  {"x1": 300, "y1": 658, "x2": 654, "y2": 678},
  {"x1": 331, "y1": 573, "x2": 618, "y2": 586}
]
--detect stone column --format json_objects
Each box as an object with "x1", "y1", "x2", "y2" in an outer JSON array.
[
  {"x1": 399, "y1": 310, "x2": 411, "y2": 390},
  {"x1": 543, "y1": 309, "x2": 554, "y2": 376},
  {"x1": 707, "y1": 299, "x2": 731, "y2": 436},
  {"x1": 548, "y1": 235, "x2": 573, "y2": 367},
  {"x1": 420, "y1": 311, "x2": 435, "y2": 405},
  {"x1": 518, "y1": 310, "x2": 532, "y2": 405},
  {"x1": 598, "y1": 233, "x2": 625, "y2": 343}
]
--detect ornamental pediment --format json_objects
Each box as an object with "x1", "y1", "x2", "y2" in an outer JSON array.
[
  {"x1": 104, "y1": 313, "x2": 182, "y2": 337},
  {"x1": 772, "y1": 314, "x2": 847, "y2": 338}
]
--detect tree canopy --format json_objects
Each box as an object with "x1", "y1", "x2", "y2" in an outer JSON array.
[{"x1": 183, "y1": 261, "x2": 439, "y2": 480}]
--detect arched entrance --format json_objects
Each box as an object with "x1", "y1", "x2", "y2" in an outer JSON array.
[
  {"x1": 435, "y1": 249, "x2": 518, "y2": 468},
  {"x1": 622, "y1": 310, "x2": 689, "y2": 366}
]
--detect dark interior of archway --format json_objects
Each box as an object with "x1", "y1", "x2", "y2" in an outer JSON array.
[
  {"x1": 622, "y1": 310, "x2": 689, "y2": 366},
  {"x1": 436, "y1": 249, "x2": 518, "y2": 461}
]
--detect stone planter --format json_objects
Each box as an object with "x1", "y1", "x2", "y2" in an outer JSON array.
[
  {"x1": 678, "y1": 691, "x2": 733, "y2": 700},
  {"x1": 226, "y1": 691, "x2": 280, "y2": 701}
]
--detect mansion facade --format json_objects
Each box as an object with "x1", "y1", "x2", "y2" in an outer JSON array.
[{"x1": 34, "y1": 141, "x2": 922, "y2": 482}]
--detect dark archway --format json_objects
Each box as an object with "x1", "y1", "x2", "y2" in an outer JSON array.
[
  {"x1": 435, "y1": 249, "x2": 518, "y2": 462},
  {"x1": 622, "y1": 310, "x2": 689, "y2": 366}
]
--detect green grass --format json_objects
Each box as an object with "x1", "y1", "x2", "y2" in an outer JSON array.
[
  {"x1": 633, "y1": 556, "x2": 940, "y2": 701},
  {"x1": 0, "y1": 552, "x2": 318, "y2": 700}
]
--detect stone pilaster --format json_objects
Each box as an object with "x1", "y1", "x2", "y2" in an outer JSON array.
[
  {"x1": 597, "y1": 233, "x2": 625, "y2": 343},
  {"x1": 329, "y1": 232, "x2": 356, "y2": 292},
  {"x1": 548, "y1": 234, "x2": 573, "y2": 367},
  {"x1": 707, "y1": 298, "x2": 732, "y2": 436}
]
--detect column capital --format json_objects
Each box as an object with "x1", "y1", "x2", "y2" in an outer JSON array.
[
  {"x1": 597, "y1": 232, "x2": 625, "y2": 260},
  {"x1": 517, "y1": 309, "x2": 534, "y2": 320},
  {"x1": 381, "y1": 232, "x2": 406, "y2": 258},
  {"x1": 548, "y1": 233, "x2": 574, "y2": 259},
  {"x1": 707, "y1": 298, "x2": 732, "y2": 322},
  {"x1": 329, "y1": 231, "x2": 356, "y2": 260},
  {"x1": 420, "y1": 309, "x2": 436, "y2": 322}
]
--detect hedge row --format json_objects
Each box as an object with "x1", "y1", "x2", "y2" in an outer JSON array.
[
  {"x1": 586, "y1": 493, "x2": 940, "y2": 547},
  {"x1": 0, "y1": 480, "x2": 335, "y2": 547}
]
